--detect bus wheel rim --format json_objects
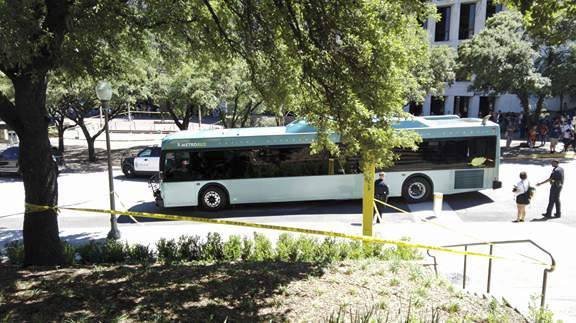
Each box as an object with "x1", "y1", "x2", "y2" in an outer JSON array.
[
  {"x1": 204, "y1": 191, "x2": 221, "y2": 208},
  {"x1": 408, "y1": 182, "x2": 425, "y2": 199}
]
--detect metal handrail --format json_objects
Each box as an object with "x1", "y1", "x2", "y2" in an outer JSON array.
[{"x1": 427, "y1": 239, "x2": 555, "y2": 308}]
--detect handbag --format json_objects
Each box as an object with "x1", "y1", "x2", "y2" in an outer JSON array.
[{"x1": 515, "y1": 182, "x2": 532, "y2": 204}]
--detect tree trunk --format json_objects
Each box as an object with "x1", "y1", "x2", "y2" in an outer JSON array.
[
  {"x1": 57, "y1": 125, "x2": 65, "y2": 153},
  {"x1": 87, "y1": 137, "x2": 96, "y2": 162},
  {"x1": 12, "y1": 73, "x2": 64, "y2": 266},
  {"x1": 534, "y1": 95, "x2": 546, "y2": 123},
  {"x1": 517, "y1": 94, "x2": 534, "y2": 130}
]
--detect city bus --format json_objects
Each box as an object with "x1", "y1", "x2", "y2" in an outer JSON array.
[{"x1": 152, "y1": 116, "x2": 501, "y2": 210}]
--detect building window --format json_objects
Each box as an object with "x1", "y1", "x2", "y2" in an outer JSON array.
[
  {"x1": 430, "y1": 96, "x2": 446, "y2": 115},
  {"x1": 459, "y1": 3, "x2": 476, "y2": 40},
  {"x1": 486, "y1": 0, "x2": 503, "y2": 20},
  {"x1": 454, "y1": 96, "x2": 470, "y2": 117},
  {"x1": 479, "y1": 96, "x2": 495, "y2": 118},
  {"x1": 435, "y1": 6, "x2": 451, "y2": 42},
  {"x1": 409, "y1": 102, "x2": 423, "y2": 116}
]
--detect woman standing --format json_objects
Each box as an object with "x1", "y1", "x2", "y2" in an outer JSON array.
[{"x1": 513, "y1": 172, "x2": 531, "y2": 222}]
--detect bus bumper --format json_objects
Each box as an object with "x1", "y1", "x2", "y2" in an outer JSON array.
[{"x1": 492, "y1": 180, "x2": 502, "y2": 189}]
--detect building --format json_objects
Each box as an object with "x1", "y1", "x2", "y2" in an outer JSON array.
[{"x1": 411, "y1": 0, "x2": 575, "y2": 117}]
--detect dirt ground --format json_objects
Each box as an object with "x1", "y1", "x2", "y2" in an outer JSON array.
[{"x1": 0, "y1": 260, "x2": 526, "y2": 322}]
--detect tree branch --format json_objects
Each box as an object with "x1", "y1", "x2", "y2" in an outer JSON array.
[
  {"x1": 0, "y1": 90, "x2": 23, "y2": 133},
  {"x1": 202, "y1": 0, "x2": 247, "y2": 59}
]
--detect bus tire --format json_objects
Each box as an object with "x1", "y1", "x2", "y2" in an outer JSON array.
[
  {"x1": 402, "y1": 176, "x2": 432, "y2": 203},
  {"x1": 199, "y1": 186, "x2": 228, "y2": 211}
]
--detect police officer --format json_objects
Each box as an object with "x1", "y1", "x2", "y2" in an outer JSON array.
[
  {"x1": 374, "y1": 172, "x2": 390, "y2": 223},
  {"x1": 537, "y1": 160, "x2": 564, "y2": 218}
]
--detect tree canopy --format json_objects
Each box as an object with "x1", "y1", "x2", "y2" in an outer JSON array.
[
  {"x1": 0, "y1": 0, "x2": 449, "y2": 265},
  {"x1": 457, "y1": 11, "x2": 550, "y2": 118},
  {"x1": 500, "y1": 0, "x2": 576, "y2": 45}
]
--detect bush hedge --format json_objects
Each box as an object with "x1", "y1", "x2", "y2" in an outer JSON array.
[{"x1": 1, "y1": 233, "x2": 421, "y2": 266}]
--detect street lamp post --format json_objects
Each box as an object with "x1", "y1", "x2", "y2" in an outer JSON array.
[{"x1": 95, "y1": 80, "x2": 120, "y2": 240}]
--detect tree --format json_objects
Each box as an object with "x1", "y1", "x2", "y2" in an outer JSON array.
[
  {"x1": 212, "y1": 61, "x2": 264, "y2": 128},
  {"x1": 0, "y1": 1, "x2": 147, "y2": 265},
  {"x1": 1, "y1": 0, "x2": 440, "y2": 265},
  {"x1": 46, "y1": 103, "x2": 74, "y2": 154},
  {"x1": 546, "y1": 45, "x2": 576, "y2": 111},
  {"x1": 457, "y1": 11, "x2": 550, "y2": 122},
  {"x1": 500, "y1": 0, "x2": 576, "y2": 45}
]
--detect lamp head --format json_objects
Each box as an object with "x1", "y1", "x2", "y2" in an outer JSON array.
[{"x1": 95, "y1": 80, "x2": 113, "y2": 101}]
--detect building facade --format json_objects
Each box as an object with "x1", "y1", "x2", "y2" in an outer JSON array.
[{"x1": 411, "y1": 0, "x2": 575, "y2": 118}]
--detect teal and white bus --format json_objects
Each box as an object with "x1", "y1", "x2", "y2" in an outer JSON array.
[{"x1": 152, "y1": 116, "x2": 501, "y2": 210}]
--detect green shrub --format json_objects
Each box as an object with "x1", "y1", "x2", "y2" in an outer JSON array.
[
  {"x1": 223, "y1": 235, "x2": 242, "y2": 261},
  {"x1": 127, "y1": 244, "x2": 155, "y2": 264},
  {"x1": 62, "y1": 241, "x2": 76, "y2": 266},
  {"x1": 77, "y1": 241, "x2": 104, "y2": 264},
  {"x1": 156, "y1": 238, "x2": 179, "y2": 265},
  {"x1": 177, "y1": 235, "x2": 202, "y2": 262},
  {"x1": 361, "y1": 241, "x2": 384, "y2": 259},
  {"x1": 4, "y1": 240, "x2": 24, "y2": 265},
  {"x1": 202, "y1": 232, "x2": 224, "y2": 262},
  {"x1": 249, "y1": 233, "x2": 274, "y2": 261},
  {"x1": 347, "y1": 241, "x2": 364, "y2": 260},
  {"x1": 275, "y1": 233, "x2": 295, "y2": 261},
  {"x1": 241, "y1": 237, "x2": 253, "y2": 261},
  {"x1": 394, "y1": 237, "x2": 422, "y2": 260},
  {"x1": 528, "y1": 295, "x2": 555, "y2": 323},
  {"x1": 314, "y1": 238, "x2": 340, "y2": 263},
  {"x1": 101, "y1": 240, "x2": 127, "y2": 263},
  {"x1": 294, "y1": 236, "x2": 317, "y2": 262},
  {"x1": 335, "y1": 241, "x2": 352, "y2": 260}
]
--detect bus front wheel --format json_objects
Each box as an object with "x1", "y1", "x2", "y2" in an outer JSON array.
[
  {"x1": 402, "y1": 177, "x2": 432, "y2": 203},
  {"x1": 200, "y1": 186, "x2": 228, "y2": 211}
]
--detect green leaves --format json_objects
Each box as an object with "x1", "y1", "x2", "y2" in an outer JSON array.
[{"x1": 457, "y1": 11, "x2": 550, "y2": 115}]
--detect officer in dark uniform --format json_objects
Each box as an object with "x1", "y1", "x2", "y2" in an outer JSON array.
[
  {"x1": 374, "y1": 172, "x2": 390, "y2": 223},
  {"x1": 537, "y1": 160, "x2": 564, "y2": 218}
]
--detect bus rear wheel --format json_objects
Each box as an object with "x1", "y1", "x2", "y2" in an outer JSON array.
[
  {"x1": 402, "y1": 177, "x2": 432, "y2": 203},
  {"x1": 200, "y1": 186, "x2": 228, "y2": 211}
]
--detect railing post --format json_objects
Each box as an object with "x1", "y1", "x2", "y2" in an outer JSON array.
[
  {"x1": 487, "y1": 244, "x2": 493, "y2": 294},
  {"x1": 541, "y1": 270, "x2": 549, "y2": 308},
  {"x1": 463, "y1": 245, "x2": 468, "y2": 289}
]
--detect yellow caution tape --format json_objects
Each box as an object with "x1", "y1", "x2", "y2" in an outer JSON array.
[{"x1": 24, "y1": 202, "x2": 504, "y2": 260}]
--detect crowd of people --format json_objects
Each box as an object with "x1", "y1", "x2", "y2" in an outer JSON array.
[{"x1": 490, "y1": 110, "x2": 576, "y2": 152}]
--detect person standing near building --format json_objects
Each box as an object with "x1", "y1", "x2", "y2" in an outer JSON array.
[
  {"x1": 537, "y1": 160, "x2": 564, "y2": 218},
  {"x1": 549, "y1": 120, "x2": 562, "y2": 153},
  {"x1": 374, "y1": 172, "x2": 389, "y2": 224}
]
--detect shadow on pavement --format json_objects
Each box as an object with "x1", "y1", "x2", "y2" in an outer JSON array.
[
  {"x1": 61, "y1": 232, "x2": 106, "y2": 246},
  {"x1": 444, "y1": 192, "x2": 494, "y2": 210},
  {"x1": 530, "y1": 216, "x2": 553, "y2": 222},
  {"x1": 0, "y1": 174, "x2": 21, "y2": 183},
  {"x1": 118, "y1": 198, "x2": 409, "y2": 224},
  {"x1": 0, "y1": 230, "x2": 22, "y2": 249},
  {"x1": 501, "y1": 158, "x2": 570, "y2": 166},
  {"x1": 0, "y1": 230, "x2": 107, "y2": 249},
  {"x1": 114, "y1": 175, "x2": 150, "y2": 182}
]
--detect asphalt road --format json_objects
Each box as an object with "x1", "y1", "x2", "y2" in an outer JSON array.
[{"x1": 1, "y1": 158, "x2": 574, "y2": 229}]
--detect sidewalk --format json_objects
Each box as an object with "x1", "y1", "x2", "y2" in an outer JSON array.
[
  {"x1": 502, "y1": 139, "x2": 576, "y2": 160},
  {"x1": 45, "y1": 201, "x2": 575, "y2": 322}
]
